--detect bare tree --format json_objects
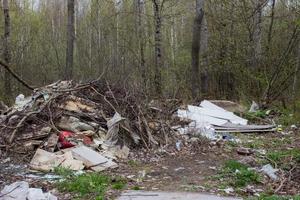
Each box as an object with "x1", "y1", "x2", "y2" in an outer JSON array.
[
  {"x1": 191, "y1": 0, "x2": 204, "y2": 97},
  {"x1": 252, "y1": 0, "x2": 263, "y2": 68},
  {"x1": 152, "y1": 0, "x2": 163, "y2": 95},
  {"x1": 65, "y1": 0, "x2": 75, "y2": 80},
  {"x1": 2, "y1": 0, "x2": 12, "y2": 103},
  {"x1": 135, "y1": 0, "x2": 146, "y2": 85}
]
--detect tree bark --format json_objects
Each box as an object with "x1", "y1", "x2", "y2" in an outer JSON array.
[
  {"x1": 293, "y1": 41, "x2": 300, "y2": 113},
  {"x1": 266, "y1": 0, "x2": 275, "y2": 52},
  {"x1": 191, "y1": 0, "x2": 204, "y2": 97},
  {"x1": 2, "y1": 0, "x2": 12, "y2": 103},
  {"x1": 252, "y1": 0, "x2": 263, "y2": 68},
  {"x1": 152, "y1": 0, "x2": 163, "y2": 95},
  {"x1": 65, "y1": 0, "x2": 75, "y2": 80},
  {"x1": 200, "y1": 14, "x2": 209, "y2": 95},
  {"x1": 136, "y1": 0, "x2": 146, "y2": 85}
]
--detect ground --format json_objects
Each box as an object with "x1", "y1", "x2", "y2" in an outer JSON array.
[{"x1": 1, "y1": 130, "x2": 300, "y2": 200}]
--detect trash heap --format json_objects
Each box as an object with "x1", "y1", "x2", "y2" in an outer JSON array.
[
  {"x1": 0, "y1": 80, "x2": 176, "y2": 172},
  {"x1": 175, "y1": 100, "x2": 276, "y2": 140}
]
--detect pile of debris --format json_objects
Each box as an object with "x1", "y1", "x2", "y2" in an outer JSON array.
[
  {"x1": 0, "y1": 80, "x2": 177, "y2": 172},
  {"x1": 175, "y1": 100, "x2": 276, "y2": 140},
  {"x1": 0, "y1": 181, "x2": 57, "y2": 200}
]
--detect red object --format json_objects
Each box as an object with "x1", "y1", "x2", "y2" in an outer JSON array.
[
  {"x1": 83, "y1": 136, "x2": 93, "y2": 145},
  {"x1": 58, "y1": 131, "x2": 76, "y2": 149}
]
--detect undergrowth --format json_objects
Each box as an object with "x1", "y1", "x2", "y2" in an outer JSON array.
[
  {"x1": 54, "y1": 167, "x2": 126, "y2": 200},
  {"x1": 219, "y1": 160, "x2": 261, "y2": 188}
]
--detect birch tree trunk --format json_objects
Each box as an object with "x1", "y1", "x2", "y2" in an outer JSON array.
[
  {"x1": 152, "y1": 0, "x2": 163, "y2": 95},
  {"x1": 3, "y1": 0, "x2": 12, "y2": 103},
  {"x1": 65, "y1": 0, "x2": 75, "y2": 80},
  {"x1": 191, "y1": 0, "x2": 204, "y2": 97}
]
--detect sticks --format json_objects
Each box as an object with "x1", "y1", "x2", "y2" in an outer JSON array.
[
  {"x1": 0, "y1": 60, "x2": 34, "y2": 90},
  {"x1": 8, "y1": 110, "x2": 40, "y2": 144}
]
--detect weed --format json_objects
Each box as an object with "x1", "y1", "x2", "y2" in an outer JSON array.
[
  {"x1": 128, "y1": 160, "x2": 139, "y2": 168},
  {"x1": 267, "y1": 149, "x2": 300, "y2": 164},
  {"x1": 132, "y1": 186, "x2": 141, "y2": 190},
  {"x1": 56, "y1": 172, "x2": 126, "y2": 199},
  {"x1": 112, "y1": 181, "x2": 126, "y2": 190},
  {"x1": 220, "y1": 160, "x2": 261, "y2": 188},
  {"x1": 53, "y1": 166, "x2": 74, "y2": 177},
  {"x1": 247, "y1": 194, "x2": 300, "y2": 200}
]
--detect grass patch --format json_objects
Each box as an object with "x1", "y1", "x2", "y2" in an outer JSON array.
[
  {"x1": 128, "y1": 160, "x2": 140, "y2": 168},
  {"x1": 55, "y1": 169, "x2": 126, "y2": 199},
  {"x1": 132, "y1": 186, "x2": 141, "y2": 190},
  {"x1": 267, "y1": 149, "x2": 300, "y2": 165},
  {"x1": 54, "y1": 166, "x2": 74, "y2": 177},
  {"x1": 220, "y1": 160, "x2": 261, "y2": 188},
  {"x1": 247, "y1": 194, "x2": 300, "y2": 200}
]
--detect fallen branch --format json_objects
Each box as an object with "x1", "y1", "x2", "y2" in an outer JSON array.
[{"x1": 0, "y1": 60, "x2": 34, "y2": 90}]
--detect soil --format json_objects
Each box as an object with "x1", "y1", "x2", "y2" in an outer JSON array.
[{"x1": 1, "y1": 132, "x2": 300, "y2": 199}]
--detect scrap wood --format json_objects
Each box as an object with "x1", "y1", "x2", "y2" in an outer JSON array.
[
  {"x1": 8, "y1": 95, "x2": 58, "y2": 144},
  {"x1": 0, "y1": 80, "x2": 175, "y2": 155}
]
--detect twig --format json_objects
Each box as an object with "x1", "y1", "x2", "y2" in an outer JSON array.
[
  {"x1": 47, "y1": 102, "x2": 60, "y2": 133},
  {"x1": 90, "y1": 86, "x2": 118, "y2": 113},
  {"x1": 0, "y1": 60, "x2": 34, "y2": 90},
  {"x1": 140, "y1": 108, "x2": 158, "y2": 145},
  {"x1": 8, "y1": 96, "x2": 55, "y2": 144},
  {"x1": 274, "y1": 177, "x2": 286, "y2": 193},
  {"x1": 106, "y1": 81, "x2": 120, "y2": 108},
  {"x1": 275, "y1": 166, "x2": 296, "y2": 193},
  {"x1": 8, "y1": 110, "x2": 40, "y2": 144}
]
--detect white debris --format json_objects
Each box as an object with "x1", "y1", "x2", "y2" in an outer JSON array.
[
  {"x1": 261, "y1": 164, "x2": 278, "y2": 180},
  {"x1": 176, "y1": 100, "x2": 248, "y2": 140},
  {"x1": 0, "y1": 181, "x2": 29, "y2": 200},
  {"x1": 223, "y1": 187, "x2": 234, "y2": 194},
  {"x1": 249, "y1": 101, "x2": 259, "y2": 113},
  {"x1": 30, "y1": 148, "x2": 84, "y2": 172},
  {"x1": 14, "y1": 94, "x2": 33, "y2": 111},
  {"x1": 71, "y1": 145, "x2": 117, "y2": 172},
  {"x1": 0, "y1": 181, "x2": 58, "y2": 200}
]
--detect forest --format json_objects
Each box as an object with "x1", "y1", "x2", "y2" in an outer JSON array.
[
  {"x1": 0, "y1": 0, "x2": 299, "y2": 106},
  {"x1": 1, "y1": 0, "x2": 300, "y2": 200}
]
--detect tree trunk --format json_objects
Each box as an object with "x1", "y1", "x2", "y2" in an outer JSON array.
[
  {"x1": 152, "y1": 0, "x2": 163, "y2": 95},
  {"x1": 65, "y1": 0, "x2": 75, "y2": 80},
  {"x1": 266, "y1": 0, "x2": 275, "y2": 52},
  {"x1": 252, "y1": 0, "x2": 262, "y2": 68},
  {"x1": 293, "y1": 41, "x2": 300, "y2": 113},
  {"x1": 136, "y1": 0, "x2": 146, "y2": 86},
  {"x1": 191, "y1": 0, "x2": 204, "y2": 97},
  {"x1": 3, "y1": 0, "x2": 12, "y2": 103},
  {"x1": 200, "y1": 14, "x2": 209, "y2": 95}
]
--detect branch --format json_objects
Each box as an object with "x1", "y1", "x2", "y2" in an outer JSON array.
[{"x1": 0, "y1": 60, "x2": 34, "y2": 90}]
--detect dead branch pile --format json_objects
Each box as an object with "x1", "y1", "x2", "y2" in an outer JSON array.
[{"x1": 0, "y1": 80, "x2": 180, "y2": 154}]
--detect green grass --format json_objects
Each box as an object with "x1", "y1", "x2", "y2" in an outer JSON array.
[
  {"x1": 267, "y1": 149, "x2": 300, "y2": 164},
  {"x1": 54, "y1": 169, "x2": 126, "y2": 199},
  {"x1": 128, "y1": 160, "x2": 140, "y2": 168},
  {"x1": 132, "y1": 185, "x2": 141, "y2": 190},
  {"x1": 54, "y1": 166, "x2": 74, "y2": 177},
  {"x1": 220, "y1": 160, "x2": 261, "y2": 188},
  {"x1": 247, "y1": 194, "x2": 300, "y2": 200}
]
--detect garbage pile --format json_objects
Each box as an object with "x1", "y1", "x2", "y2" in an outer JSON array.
[
  {"x1": 175, "y1": 100, "x2": 276, "y2": 140},
  {"x1": 0, "y1": 181, "x2": 57, "y2": 200},
  {"x1": 0, "y1": 80, "x2": 177, "y2": 171}
]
